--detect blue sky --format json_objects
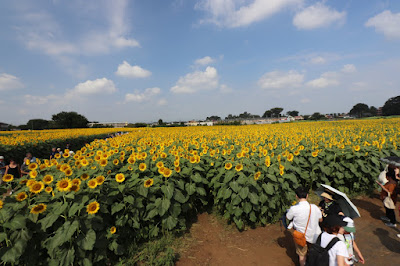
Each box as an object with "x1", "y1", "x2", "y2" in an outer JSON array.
[{"x1": 0, "y1": 0, "x2": 399, "y2": 125}]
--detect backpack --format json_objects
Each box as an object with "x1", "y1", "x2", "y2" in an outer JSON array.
[{"x1": 306, "y1": 233, "x2": 339, "y2": 266}]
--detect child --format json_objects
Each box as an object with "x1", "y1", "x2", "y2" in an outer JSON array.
[{"x1": 338, "y1": 217, "x2": 365, "y2": 265}]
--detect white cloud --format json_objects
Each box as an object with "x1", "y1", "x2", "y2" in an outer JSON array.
[
  {"x1": 365, "y1": 10, "x2": 400, "y2": 40},
  {"x1": 157, "y1": 99, "x2": 167, "y2": 106},
  {"x1": 0, "y1": 73, "x2": 25, "y2": 91},
  {"x1": 341, "y1": 64, "x2": 356, "y2": 73},
  {"x1": 219, "y1": 84, "x2": 233, "y2": 93},
  {"x1": 301, "y1": 98, "x2": 311, "y2": 103},
  {"x1": 18, "y1": 0, "x2": 139, "y2": 57},
  {"x1": 195, "y1": 0, "x2": 302, "y2": 28},
  {"x1": 310, "y1": 56, "x2": 326, "y2": 64},
  {"x1": 194, "y1": 56, "x2": 215, "y2": 66},
  {"x1": 24, "y1": 94, "x2": 58, "y2": 105},
  {"x1": 293, "y1": 3, "x2": 346, "y2": 30},
  {"x1": 71, "y1": 78, "x2": 117, "y2": 95},
  {"x1": 125, "y1": 87, "x2": 161, "y2": 102},
  {"x1": 171, "y1": 66, "x2": 219, "y2": 94},
  {"x1": 306, "y1": 71, "x2": 339, "y2": 88},
  {"x1": 258, "y1": 70, "x2": 304, "y2": 89},
  {"x1": 115, "y1": 61, "x2": 152, "y2": 78}
]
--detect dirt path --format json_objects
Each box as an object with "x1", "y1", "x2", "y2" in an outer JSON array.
[{"x1": 176, "y1": 195, "x2": 400, "y2": 266}]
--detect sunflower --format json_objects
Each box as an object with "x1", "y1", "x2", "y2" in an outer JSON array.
[
  {"x1": 354, "y1": 145, "x2": 360, "y2": 152},
  {"x1": 294, "y1": 150, "x2": 300, "y2": 156},
  {"x1": 16, "y1": 192, "x2": 28, "y2": 201},
  {"x1": 99, "y1": 159, "x2": 108, "y2": 167},
  {"x1": 287, "y1": 153, "x2": 294, "y2": 162},
  {"x1": 311, "y1": 151, "x2": 318, "y2": 157},
  {"x1": 139, "y1": 163, "x2": 147, "y2": 172},
  {"x1": 279, "y1": 164, "x2": 285, "y2": 171},
  {"x1": 110, "y1": 226, "x2": 117, "y2": 234},
  {"x1": 88, "y1": 179, "x2": 98, "y2": 189},
  {"x1": 225, "y1": 163, "x2": 233, "y2": 170},
  {"x1": 175, "y1": 166, "x2": 181, "y2": 173},
  {"x1": 64, "y1": 168, "x2": 73, "y2": 176},
  {"x1": 158, "y1": 166, "x2": 165, "y2": 175},
  {"x1": 163, "y1": 168, "x2": 172, "y2": 178},
  {"x1": 115, "y1": 173, "x2": 125, "y2": 183},
  {"x1": 254, "y1": 171, "x2": 261, "y2": 181},
  {"x1": 113, "y1": 159, "x2": 119, "y2": 166},
  {"x1": 30, "y1": 181, "x2": 44, "y2": 194},
  {"x1": 28, "y1": 162, "x2": 38, "y2": 171},
  {"x1": 43, "y1": 175, "x2": 54, "y2": 184},
  {"x1": 29, "y1": 170, "x2": 38, "y2": 179},
  {"x1": 70, "y1": 184, "x2": 80, "y2": 192},
  {"x1": 128, "y1": 157, "x2": 136, "y2": 164},
  {"x1": 144, "y1": 178, "x2": 154, "y2": 188},
  {"x1": 71, "y1": 178, "x2": 81, "y2": 186},
  {"x1": 235, "y1": 164, "x2": 243, "y2": 172},
  {"x1": 56, "y1": 178, "x2": 72, "y2": 192},
  {"x1": 26, "y1": 179, "x2": 35, "y2": 187},
  {"x1": 265, "y1": 156, "x2": 271, "y2": 167},
  {"x1": 2, "y1": 174, "x2": 13, "y2": 182},
  {"x1": 128, "y1": 165, "x2": 133, "y2": 171},
  {"x1": 45, "y1": 187, "x2": 53, "y2": 193},
  {"x1": 19, "y1": 179, "x2": 28, "y2": 185},
  {"x1": 156, "y1": 161, "x2": 164, "y2": 168},
  {"x1": 96, "y1": 175, "x2": 105, "y2": 185},
  {"x1": 30, "y1": 203, "x2": 47, "y2": 214},
  {"x1": 86, "y1": 201, "x2": 100, "y2": 215},
  {"x1": 279, "y1": 168, "x2": 284, "y2": 176},
  {"x1": 81, "y1": 159, "x2": 89, "y2": 166},
  {"x1": 0, "y1": 199, "x2": 3, "y2": 209}
]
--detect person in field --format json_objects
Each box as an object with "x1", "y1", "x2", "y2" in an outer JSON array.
[
  {"x1": 286, "y1": 187, "x2": 323, "y2": 266},
  {"x1": 319, "y1": 192, "x2": 344, "y2": 220},
  {"x1": 337, "y1": 217, "x2": 365, "y2": 265},
  {"x1": 50, "y1": 147, "x2": 57, "y2": 159},
  {"x1": 3, "y1": 158, "x2": 22, "y2": 179},
  {"x1": 0, "y1": 156, "x2": 6, "y2": 177},
  {"x1": 376, "y1": 166, "x2": 398, "y2": 227},
  {"x1": 318, "y1": 215, "x2": 349, "y2": 266},
  {"x1": 21, "y1": 152, "x2": 37, "y2": 175}
]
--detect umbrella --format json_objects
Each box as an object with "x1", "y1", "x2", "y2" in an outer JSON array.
[
  {"x1": 380, "y1": 156, "x2": 400, "y2": 167},
  {"x1": 316, "y1": 184, "x2": 361, "y2": 219}
]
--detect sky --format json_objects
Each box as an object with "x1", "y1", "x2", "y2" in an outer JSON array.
[{"x1": 0, "y1": 0, "x2": 400, "y2": 125}]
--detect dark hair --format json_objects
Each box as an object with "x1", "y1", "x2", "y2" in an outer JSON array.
[
  {"x1": 387, "y1": 167, "x2": 396, "y2": 179},
  {"x1": 295, "y1": 186, "x2": 308, "y2": 199},
  {"x1": 322, "y1": 225, "x2": 342, "y2": 234}
]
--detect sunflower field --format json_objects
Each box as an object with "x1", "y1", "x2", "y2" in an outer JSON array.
[
  {"x1": 0, "y1": 128, "x2": 128, "y2": 163},
  {"x1": 0, "y1": 119, "x2": 399, "y2": 265}
]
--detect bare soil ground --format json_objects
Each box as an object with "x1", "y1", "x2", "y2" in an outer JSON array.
[{"x1": 176, "y1": 194, "x2": 400, "y2": 266}]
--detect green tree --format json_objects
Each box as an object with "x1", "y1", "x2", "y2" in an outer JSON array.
[
  {"x1": 52, "y1": 111, "x2": 89, "y2": 129},
  {"x1": 206, "y1": 116, "x2": 221, "y2": 121},
  {"x1": 270, "y1": 107, "x2": 284, "y2": 117},
  {"x1": 310, "y1": 112, "x2": 326, "y2": 120},
  {"x1": 158, "y1": 119, "x2": 164, "y2": 126},
  {"x1": 262, "y1": 110, "x2": 272, "y2": 118},
  {"x1": 369, "y1": 106, "x2": 378, "y2": 116},
  {"x1": 382, "y1": 95, "x2": 400, "y2": 116},
  {"x1": 286, "y1": 110, "x2": 299, "y2": 117},
  {"x1": 349, "y1": 103, "x2": 369, "y2": 118},
  {"x1": 21, "y1": 119, "x2": 50, "y2": 130}
]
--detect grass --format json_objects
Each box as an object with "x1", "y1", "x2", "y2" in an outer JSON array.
[{"x1": 119, "y1": 232, "x2": 181, "y2": 266}]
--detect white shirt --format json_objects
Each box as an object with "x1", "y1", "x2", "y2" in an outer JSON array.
[
  {"x1": 337, "y1": 233, "x2": 354, "y2": 265},
  {"x1": 320, "y1": 232, "x2": 349, "y2": 266},
  {"x1": 286, "y1": 201, "x2": 322, "y2": 243}
]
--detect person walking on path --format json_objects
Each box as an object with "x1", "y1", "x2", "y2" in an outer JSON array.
[
  {"x1": 317, "y1": 215, "x2": 349, "y2": 266},
  {"x1": 286, "y1": 187, "x2": 323, "y2": 266},
  {"x1": 337, "y1": 217, "x2": 365, "y2": 265},
  {"x1": 376, "y1": 166, "x2": 398, "y2": 228}
]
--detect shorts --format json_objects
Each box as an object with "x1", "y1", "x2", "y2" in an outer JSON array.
[{"x1": 294, "y1": 241, "x2": 309, "y2": 256}]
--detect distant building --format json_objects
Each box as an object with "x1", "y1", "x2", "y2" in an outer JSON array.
[
  {"x1": 0, "y1": 122, "x2": 10, "y2": 131},
  {"x1": 185, "y1": 120, "x2": 199, "y2": 126},
  {"x1": 377, "y1": 107, "x2": 383, "y2": 116},
  {"x1": 88, "y1": 122, "x2": 128, "y2": 128}
]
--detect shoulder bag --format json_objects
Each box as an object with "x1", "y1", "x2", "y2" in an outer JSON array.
[{"x1": 293, "y1": 204, "x2": 311, "y2": 247}]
